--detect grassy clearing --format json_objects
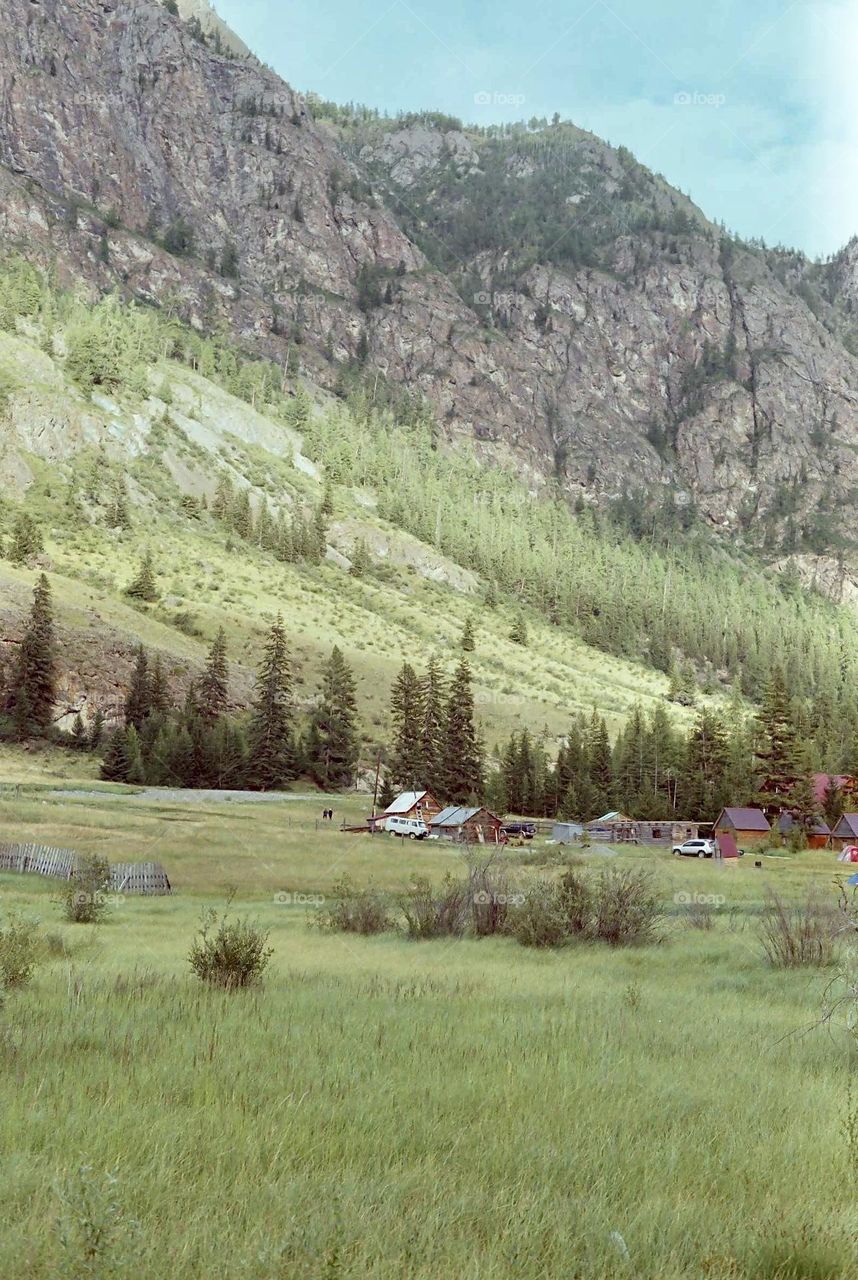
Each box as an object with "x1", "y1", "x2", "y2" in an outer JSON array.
[{"x1": 0, "y1": 793, "x2": 855, "y2": 1278}]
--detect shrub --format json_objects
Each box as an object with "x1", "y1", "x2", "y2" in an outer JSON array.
[
  {"x1": 0, "y1": 913, "x2": 40, "y2": 990},
  {"x1": 759, "y1": 887, "x2": 838, "y2": 969},
  {"x1": 507, "y1": 880, "x2": 569, "y2": 948},
  {"x1": 469, "y1": 859, "x2": 520, "y2": 937},
  {"x1": 556, "y1": 869, "x2": 594, "y2": 937},
  {"x1": 188, "y1": 906, "x2": 273, "y2": 989},
  {"x1": 399, "y1": 874, "x2": 470, "y2": 940},
  {"x1": 316, "y1": 878, "x2": 392, "y2": 935},
  {"x1": 62, "y1": 855, "x2": 112, "y2": 924},
  {"x1": 592, "y1": 868, "x2": 664, "y2": 947}
]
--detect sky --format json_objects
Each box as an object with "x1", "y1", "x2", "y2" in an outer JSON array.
[{"x1": 214, "y1": 0, "x2": 858, "y2": 258}]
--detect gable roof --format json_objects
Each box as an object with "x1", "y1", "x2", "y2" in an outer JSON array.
[
  {"x1": 383, "y1": 790, "x2": 429, "y2": 816},
  {"x1": 431, "y1": 805, "x2": 502, "y2": 827},
  {"x1": 778, "y1": 813, "x2": 831, "y2": 837},
  {"x1": 833, "y1": 813, "x2": 858, "y2": 838},
  {"x1": 716, "y1": 808, "x2": 771, "y2": 833}
]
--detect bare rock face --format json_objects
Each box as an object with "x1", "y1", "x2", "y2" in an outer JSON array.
[{"x1": 1, "y1": 0, "x2": 858, "y2": 547}]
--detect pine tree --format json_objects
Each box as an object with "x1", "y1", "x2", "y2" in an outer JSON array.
[
  {"x1": 419, "y1": 657, "x2": 447, "y2": 794},
  {"x1": 100, "y1": 727, "x2": 132, "y2": 782},
  {"x1": 460, "y1": 617, "x2": 476, "y2": 652},
  {"x1": 378, "y1": 769, "x2": 395, "y2": 811},
  {"x1": 126, "y1": 552, "x2": 158, "y2": 602},
  {"x1": 440, "y1": 659, "x2": 483, "y2": 803},
  {"x1": 148, "y1": 656, "x2": 171, "y2": 718},
  {"x1": 125, "y1": 724, "x2": 146, "y2": 785},
  {"x1": 680, "y1": 709, "x2": 730, "y2": 820},
  {"x1": 307, "y1": 646, "x2": 360, "y2": 789},
  {"x1": 389, "y1": 662, "x2": 426, "y2": 788},
  {"x1": 349, "y1": 538, "x2": 372, "y2": 578},
  {"x1": 8, "y1": 513, "x2": 44, "y2": 566},
  {"x1": 509, "y1": 613, "x2": 528, "y2": 646},
  {"x1": 587, "y1": 712, "x2": 614, "y2": 817},
  {"x1": 125, "y1": 646, "x2": 152, "y2": 730},
  {"x1": 246, "y1": 615, "x2": 297, "y2": 790},
  {"x1": 70, "y1": 713, "x2": 88, "y2": 751},
  {"x1": 822, "y1": 776, "x2": 845, "y2": 829},
  {"x1": 89, "y1": 708, "x2": 105, "y2": 752},
  {"x1": 6, "y1": 574, "x2": 56, "y2": 738},
  {"x1": 196, "y1": 629, "x2": 230, "y2": 721},
  {"x1": 755, "y1": 667, "x2": 801, "y2": 810},
  {"x1": 231, "y1": 489, "x2": 254, "y2": 540},
  {"x1": 212, "y1": 473, "x2": 234, "y2": 520}
]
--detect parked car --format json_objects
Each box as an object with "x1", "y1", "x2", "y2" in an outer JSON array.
[
  {"x1": 385, "y1": 816, "x2": 429, "y2": 840},
  {"x1": 502, "y1": 822, "x2": 536, "y2": 840},
  {"x1": 673, "y1": 838, "x2": 716, "y2": 859}
]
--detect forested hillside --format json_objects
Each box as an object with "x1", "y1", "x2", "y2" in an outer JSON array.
[{"x1": 3, "y1": 253, "x2": 858, "y2": 810}]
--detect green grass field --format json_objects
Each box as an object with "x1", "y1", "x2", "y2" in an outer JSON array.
[{"x1": 0, "y1": 790, "x2": 855, "y2": 1279}]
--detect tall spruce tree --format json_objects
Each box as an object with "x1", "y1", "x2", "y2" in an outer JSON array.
[
  {"x1": 100, "y1": 726, "x2": 132, "y2": 782},
  {"x1": 680, "y1": 709, "x2": 730, "y2": 820},
  {"x1": 754, "y1": 667, "x2": 801, "y2": 809},
  {"x1": 440, "y1": 659, "x2": 483, "y2": 804},
  {"x1": 461, "y1": 617, "x2": 476, "y2": 652},
  {"x1": 307, "y1": 646, "x2": 360, "y2": 789},
  {"x1": 587, "y1": 712, "x2": 614, "y2": 817},
  {"x1": 6, "y1": 574, "x2": 57, "y2": 738},
  {"x1": 125, "y1": 646, "x2": 152, "y2": 730},
  {"x1": 126, "y1": 552, "x2": 158, "y2": 602},
  {"x1": 246, "y1": 615, "x2": 297, "y2": 791},
  {"x1": 420, "y1": 657, "x2": 447, "y2": 794},
  {"x1": 389, "y1": 662, "x2": 426, "y2": 788},
  {"x1": 196, "y1": 628, "x2": 230, "y2": 721}
]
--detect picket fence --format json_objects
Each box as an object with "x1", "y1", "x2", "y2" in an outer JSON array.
[{"x1": 0, "y1": 842, "x2": 172, "y2": 896}]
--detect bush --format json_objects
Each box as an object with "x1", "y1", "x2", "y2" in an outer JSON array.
[
  {"x1": 399, "y1": 874, "x2": 470, "y2": 940},
  {"x1": 592, "y1": 868, "x2": 664, "y2": 947},
  {"x1": 188, "y1": 906, "x2": 273, "y2": 988},
  {"x1": 62, "y1": 855, "x2": 112, "y2": 924},
  {"x1": 556, "y1": 868, "x2": 594, "y2": 937},
  {"x1": 0, "y1": 913, "x2": 40, "y2": 991},
  {"x1": 316, "y1": 878, "x2": 392, "y2": 936},
  {"x1": 759, "y1": 887, "x2": 838, "y2": 968},
  {"x1": 469, "y1": 858, "x2": 520, "y2": 937},
  {"x1": 507, "y1": 879, "x2": 569, "y2": 948}
]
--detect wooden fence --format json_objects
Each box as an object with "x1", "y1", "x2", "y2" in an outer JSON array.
[{"x1": 0, "y1": 842, "x2": 172, "y2": 896}]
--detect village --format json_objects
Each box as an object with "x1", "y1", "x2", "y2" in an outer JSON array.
[{"x1": 356, "y1": 778, "x2": 858, "y2": 867}]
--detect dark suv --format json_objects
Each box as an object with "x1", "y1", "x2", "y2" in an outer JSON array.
[{"x1": 502, "y1": 822, "x2": 536, "y2": 840}]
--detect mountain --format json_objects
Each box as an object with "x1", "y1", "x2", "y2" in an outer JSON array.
[
  {"x1": 4, "y1": 0, "x2": 858, "y2": 773},
  {"x1": 3, "y1": 0, "x2": 858, "y2": 562}
]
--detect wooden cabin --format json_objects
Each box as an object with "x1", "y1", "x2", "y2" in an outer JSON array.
[
  {"x1": 830, "y1": 813, "x2": 858, "y2": 850},
  {"x1": 713, "y1": 807, "x2": 771, "y2": 846},
  {"x1": 778, "y1": 813, "x2": 831, "y2": 850},
  {"x1": 430, "y1": 806, "x2": 504, "y2": 844},
  {"x1": 586, "y1": 813, "x2": 704, "y2": 845},
  {"x1": 380, "y1": 790, "x2": 442, "y2": 823}
]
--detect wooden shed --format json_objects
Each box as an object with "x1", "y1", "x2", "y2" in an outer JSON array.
[
  {"x1": 778, "y1": 813, "x2": 831, "y2": 850},
  {"x1": 430, "y1": 806, "x2": 504, "y2": 844},
  {"x1": 713, "y1": 807, "x2": 771, "y2": 846},
  {"x1": 830, "y1": 813, "x2": 858, "y2": 850},
  {"x1": 378, "y1": 790, "x2": 442, "y2": 824}
]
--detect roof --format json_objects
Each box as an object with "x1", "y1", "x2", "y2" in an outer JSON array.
[
  {"x1": 778, "y1": 814, "x2": 831, "y2": 836},
  {"x1": 431, "y1": 805, "x2": 500, "y2": 827},
  {"x1": 813, "y1": 774, "x2": 851, "y2": 804},
  {"x1": 833, "y1": 813, "x2": 858, "y2": 838},
  {"x1": 383, "y1": 790, "x2": 429, "y2": 816},
  {"x1": 716, "y1": 808, "x2": 771, "y2": 833},
  {"x1": 593, "y1": 811, "x2": 631, "y2": 824}
]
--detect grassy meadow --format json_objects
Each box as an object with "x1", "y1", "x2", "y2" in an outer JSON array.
[{"x1": 0, "y1": 788, "x2": 856, "y2": 1279}]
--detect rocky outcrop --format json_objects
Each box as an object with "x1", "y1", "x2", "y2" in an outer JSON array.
[{"x1": 1, "y1": 0, "x2": 858, "y2": 550}]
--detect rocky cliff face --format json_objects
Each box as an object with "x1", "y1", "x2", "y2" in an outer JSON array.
[{"x1": 2, "y1": 0, "x2": 858, "y2": 552}]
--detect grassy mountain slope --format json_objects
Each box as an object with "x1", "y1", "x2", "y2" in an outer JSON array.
[{"x1": 0, "y1": 293, "x2": 698, "y2": 769}]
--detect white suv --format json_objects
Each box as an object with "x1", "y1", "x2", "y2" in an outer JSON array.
[
  {"x1": 385, "y1": 816, "x2": 429, "y2": 840},
  {"x1": 673, "y1": 838, "x2": 716, "y2": 859}
]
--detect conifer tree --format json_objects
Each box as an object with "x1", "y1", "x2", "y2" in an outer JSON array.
[
  {"x1": 6, "y1": 574, "x2": 56, "y2": 738},
  {"x1": 8, "y1": 513, "x2": 44, "y2": 566},
  {"x1": 680, "y1": 709, "x2": 730, "y2": 819},
  {"x1": 349, "y1": 538, "x2": 371, "y2": 578},
  {"x1": 89, "y1": 708, "x2": 105, "y2": 752},
  {"x1": 70, "y1": 713, "x2": 88, "y2": 751},
  {"x1": 461, "y1": 617, "x2": 476, "y2": 652},
  {"x1": 509, "y1": 613, "x2": 528, "y2": 646},
  {"x1": 440, "y1": 659, "x2": 484, "y2": 803},
  {"x1": 754, "y1": 666, "x2": 800, "y2": 809},
  {"x1": 377, "y1": 769, "x2": 396, "y2": 811},
  {"x1": 196, "y1": 629, "x2": 230, "y2": 721},
  {"x1": 389, "y1": 662, "x2": 426, "y2": 788},
  {"x1": 148, "y1": 655, "x2": 172, "y2": 718},
  {"x1": 125, "y1": 724, "x2": 146, "y2": 786},
  {"x1": 587, "y1": 712, "x2": 614, "y2": 816},
  {"x1": 125, "y1": 646, "x2": 152, "y2": 730},
  {"x1": 100, "y1": 727, "x2": 132, "y2": 782},
  {"x1": 419, "y1": 657, "x2": 447, "y2": 795},
  {"x1": 307, "y1": 646, "x2": 360, "y2": 789},
  {"x1": 126, "y1": 552, "x2": 158, "y2": 602},
  {"x1": 231, "y1": 489, "x2": 254, "y2": 540},
  {"x1": 246, "y1": 615, "x2": 297, "y2": 790},
  {"x1": 822, "y1": 776, "x2": 845, "y2": 829}
]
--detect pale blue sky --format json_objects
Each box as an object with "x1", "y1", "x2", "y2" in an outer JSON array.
[{"x1": 215, "y1": 0, "x2": 858, "y2": 257}]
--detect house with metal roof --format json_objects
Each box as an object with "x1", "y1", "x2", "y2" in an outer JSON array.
[
  {"x1": 778, "y1": 813, "x2": 831, "y2": 849},
  {"x1": 378, "y1": 790, "x2": 442, "y2": 824},
  {"x1": 830, "y1": 813, "x2": 858, "y2": 850},
  {"x1": 430, "y1": 805, "x2": 504, "y2": 844},
  {"x1": 713, "y1": 807, "x2": 771, "y2": 845}
]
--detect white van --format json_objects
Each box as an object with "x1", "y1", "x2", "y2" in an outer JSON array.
[{"x1": 385, "y1": 816, "x2": 429, "y2": 840}]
